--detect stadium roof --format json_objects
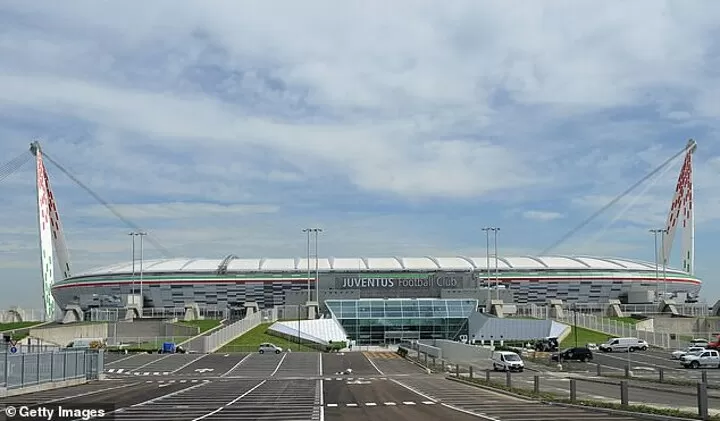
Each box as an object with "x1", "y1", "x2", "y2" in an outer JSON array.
[{"x1": 71, "y1": 255, "x2": 690, "y2": 278}]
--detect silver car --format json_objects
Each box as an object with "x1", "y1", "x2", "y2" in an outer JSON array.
[{"x1": 258, "y1": 343, "x2": 283, "y2": 354}]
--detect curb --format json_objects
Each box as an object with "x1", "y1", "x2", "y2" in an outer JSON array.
[
  {"x1": 445, "y1": 375, "x2": 703, "y2": 421},
  {"x1": 570, "y1": 375, "x2": 720, "y2": 398}
]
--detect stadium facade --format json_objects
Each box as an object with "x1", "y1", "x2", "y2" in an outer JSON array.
[
  {"x1": 50, "y1": 255, "x2": 702, "y2": 311},
  {"x1": 26, "y1": 139, "x2": 700, "y2": 319}
]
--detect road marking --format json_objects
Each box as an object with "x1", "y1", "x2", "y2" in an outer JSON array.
[
  {"x1": 105, "y1": 353, "x2": 140, "y2": 366},
  {"x1": 365, "y1": 402, "x2": 377, "y2": 406},
  {"x1": 191, "y1": 380, "x2": 267, "y2": 420},
  {"x1": 131, "y1": 381, "x2": 211, "y2": 408},
  {"x1": 384, "y1": 402, "x2": 396, "y2": 406},
  {"x1": 327, "y1": 404, "x2": 338, "y2": 407},
  {"x1": 423, "y1": 401, "x2": 436, "y2": 405},
  {"x1": 220, "y1": 353, "x2": 252, "y2": 377},
  {"x1": 173, "y1": 353, "x2": 209, "y2": 373},
  {"x1": 364, "y1": 353, "x2": 385, "y2": 375},
  {"x1": 33, "y1": 382, "x2": 140, "y2": 406},
  {"x1": 143, "y1": 372, "x2": 150, "y2": 376},
  {"x1": 318, "y1": 352, "x2": 323, "y2": 376},
  {"x1": 346, "y1": 403, "x2": 358, "y2": 407},
  {"x1": 153, "y1": 372, "x2": 159, "y2": 375},
  {"x1": 403, "y1": 401, "x2": 416, "y2": 405},
  {"x1": 131, "y1": 354, "x2": 173, "y2": 372},
  {"x1": 270, "y1": 352, "x2": 288, "y2": 377}
]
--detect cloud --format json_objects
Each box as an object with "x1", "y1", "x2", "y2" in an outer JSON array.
[
  {"x1": 522, "y1": 210, "x2": 564, "y2": 221},
  {"x1": 1, "y1": 1, "x2": 720, "y2": 309}
]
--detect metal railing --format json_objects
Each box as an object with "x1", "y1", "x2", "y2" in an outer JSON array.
[
  {"x1": 515, "y1": 303, "x2": 711, "y2": 318},
  {"x1": 105, "y1": 336, "x2": 192, "y2": 349},
  {"x1": 196, "y1": 308, "x2": 278, "y2": 353},
  {"x1": 1, "y1": 350, "x2": 103, "y2": 389},
  {"x1": 552, "y1": 311, "x2": 672, "y2": 348}
]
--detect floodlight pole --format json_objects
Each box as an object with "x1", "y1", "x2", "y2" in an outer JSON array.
[
  {"x1": 128, "y1": 232, "x2": 136, "y2": 295},
  {"x1": 494, "y1": 228, "x2": 500, "y2": 300},
  {"x1": 303, "y1": 228, "x2": 311, "y2": 302},
  {"x1": 482, "y1": 228, "x2": 492, "y2": 310},
  {"x1": 649, "y1": 229, "x2": 663, "y2": 300}
]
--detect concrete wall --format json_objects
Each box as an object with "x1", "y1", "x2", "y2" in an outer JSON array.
[
  {"x1": 651, "y1": 316, "x2": 700, "y2": 333},
  {"x1": 109, "y1": 320, "x2": 199, "y2": 339},
  {"x1": 29, "y1": 323, "x2": 109, "y2": 346},
  {"x1": 420, "y1": 339, "x2": 491, "y2": 364}
]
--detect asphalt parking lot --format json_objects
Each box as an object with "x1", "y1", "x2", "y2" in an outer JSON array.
[{"x1": 5, "y1": 350, "x2": 700, "y2": 421}]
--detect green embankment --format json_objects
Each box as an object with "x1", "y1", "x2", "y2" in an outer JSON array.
[
  {"x1": 177, "y1": 319, "x2": 222, "y2": 334},
  {"x1": 560, "y1": 326, "x2": 615, "y2": 348},
  {"x1": 217, "y1": 323, "x2": 318, "y2": 353},
  {"x1": 0, "y1": 321, "x2": 45, "y2": 341}
]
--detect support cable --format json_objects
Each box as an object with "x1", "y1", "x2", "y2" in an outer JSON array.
[
  {"x1": 0, "y1": 151, "x2": 32, "y2": 183},
  {"x1": 539, "y1": 144, "x2": 693, "y2": 255},
  {"x1": 40, "y1": 151, "x2": 173, "y2": 258}
]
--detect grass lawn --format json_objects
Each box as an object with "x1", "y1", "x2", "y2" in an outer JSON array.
[
  {"x1": 561, "y1": 326, "x2": 615, "y2": 348},
  {"x1": 607, "y1": 316, "x2": 640, "y2": 325},
  {"x1": 217, "y1": 322, "x2": 318, "y2": 353},
  {"x1": 177, "y1": 319, "x2": 222, "y2": 334},
  {"x1": 0, "y1": 322, "x2": 44, "y2": 331}
]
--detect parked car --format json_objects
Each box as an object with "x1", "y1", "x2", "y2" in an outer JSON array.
[
  {"x1": 491, "y1": 351, "x2": 525, "y2": 372},
  {"x1": 680, "y1": 349, "x2": 720, "y2": 369},
  {"x1": 598, "y1": 337, "x2": 648, "y2": 352},
  {"x1": 551, "y1": 347, "x2": 593, "y2": 362},
  {"x1": 705, "y1": 335, "x2": 720, "y2": 350},
  {"x1": 258, "y1": 343, "x2": 283, "y2": 354},
  {"x1": 534, "y1": 337, "x2": 559, "y2": 352},
  {"x1": 671, "y1": 346, "x2": 706, "y2": 360}
]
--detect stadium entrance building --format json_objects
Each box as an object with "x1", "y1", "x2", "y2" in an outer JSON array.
[{"x1": 325, "y1": 298, "x2": 477, "y2": 343}]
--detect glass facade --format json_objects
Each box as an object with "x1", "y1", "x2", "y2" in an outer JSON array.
[{"x1": 326, "y1": 298, "x2": 478, "y2": 344}]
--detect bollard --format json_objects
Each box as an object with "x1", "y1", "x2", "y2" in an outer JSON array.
[
  {"x1": 424, "y1": 353, "x2": 428, "y2": 366},
  {"x1": 596, "y1": 363, "x2": 601, "y2": 376},
  {"x1": 569, "y1": 379, "x2": 576, "y2": 402},
  {"x1": 658, "y1": 368, "x2": 664, "y2": 383},
  {"x1": 620, "y1": 380, "x2": 629, "y2": 406},
  {"x1": 624, "y1": 364, "x2": 630, "y2": 378},
  {"x1": 533, "y1": 375, "x2": 540, "y2": 394},
  {"x1": 697, "y1": 382, "x2": 709, "y2": 421},
  {"x1": 485, "y1": 369, "x2": 491, "y2": 382},
  {"x1": 505, "y1": 370, "x2": 512, "y2": 388},
  {"x1": 455, "y1": 364, "x2": 460, "y2": 377},
  {"x1": 469, "y1": 366, "x2": 474, "y2": 379},
  {"x1": 432, "y1": 357, "x2": 436, "y2": 368},
  {"x1": 701, "y1": 370, "x2": 707, "y2": 384}
]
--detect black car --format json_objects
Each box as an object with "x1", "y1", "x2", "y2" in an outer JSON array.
[{"x1": 551, "y1": 347, "x2": 593, "y2": 362}]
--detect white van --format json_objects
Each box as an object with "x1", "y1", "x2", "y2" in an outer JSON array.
[
  {"x1": 66, "y1": 338, "x2": 105, "y2": 350},
  {"x1": 491, "y1": 351, "x2": 525, "y2": 372},
  {"x1": 598, "y1": 337, "x2": 648, "y2": 352}
]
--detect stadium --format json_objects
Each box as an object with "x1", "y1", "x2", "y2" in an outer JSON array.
[
  {"x1": 20, "y1": 139, "x2": 701, "y2": 320},
  {"x1": 50, "y1": 254, "x2": 702, "y2": 311}
]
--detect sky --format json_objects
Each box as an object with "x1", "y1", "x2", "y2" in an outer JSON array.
[{"x1": 1, "y1": 1, "x2": 719, "y2": 310}]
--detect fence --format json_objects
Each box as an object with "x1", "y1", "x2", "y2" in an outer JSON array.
[
  {"x1": 196, "y1": 308, "x2": 278, "y2": 353},
  {"x1": 105, "y1": 336, "x2": 193, "y2": 349},
  {"x1": 515, "y1": 303, "x2": 711, "y2": 318},
  {"x1": 408, "y1": 348, "x2": 715, "y2": 420},
  {"x1": 1, "y1": 350, "x2": 103, "y2": 390},
  {"x1": 552, "y1": 310, "x2": 672, "y2": 348}
]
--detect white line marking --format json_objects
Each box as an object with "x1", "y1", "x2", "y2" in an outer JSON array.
[
  {"x1": 173, "y1": 353, "x2": 209, "y2": 373},
  {"x1": 153, "y1": 372, "x2": 159, "y2": 375},
  {"x1": 191, "y1": 380, "x2": 267, "y2": 420},
  {"x1": 319, "y1": 378, "x2": 324, "y2": 406},
  {"x1": 116, "y1": 369, "x2": 124, "y2": 373},
  {"x1": 365, "y1": 402, "x2": 377, "y2": 406},
  {"x1": 105, "y1": 353, "x2": 140, "y2": 366},
  {"x1": 364, "y1": 353, "x2": 385, "y2": 375},
  {"x1": 108, "y1": 369, "x2": 115, "y2": 373},
  {"x1": 403, "y1": 401, "x2": 416, "y2": 405},
  {"x1": 327, "y1": 403, "x2": 338, "y2": 407},
  {"x1": 270, "y1": 353, "x2": 288, "y2": 377},
  {"x1": 384, "y1": 402, "x2": 396, "y2": 406},
  {"x1": 423, "y1": 401, "x2": 436, "y2": 405},
  {"x1": 132, "y1": 354, "x2": 173, "y2": 372},
  {"x1": 346, "y1": 403, "x2": 358, "y2": 407},
  {"x1": 220, "y1": 353, "x2": 252, "y2": 377},
  {"x1": 143, "y1": 372, "x2": 149, "y2": 376},
  {"x1": 318, "y1": 351, "x2": 323, "y2": 376},
  {"x1": 132, "y1": 381, "x2": 210, "y2": 407},
  {"x1": 35, "y1": 382, "x2": 140, "y2": 406},
  {"x1": 392, "y1": 378, "x2": 502, "y2": 420}
]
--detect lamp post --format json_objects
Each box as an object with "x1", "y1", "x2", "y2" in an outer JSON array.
[
  {"x1": 649, "y1": 229, "x2": 663, "y2": 300},
  {"x1": 303, "y1": 228, "x2": 312, "y2": 303},
  {"x1": 660, "y1": 228, "x2": 668, "y2": 297},
  {"x1": 313, "y1": 228, "x2": 322, "y2": 304},
  {"x1": 573, "y1": 303, "x2": 578, "y2": 347},
  {"x1": 129, "y1": 231, "x2": 147, "y2": 309},
  {"x1": 481, "y1": 228, "x2": 492, "y2": 310},
  {"x1": 493, "y1": 228, "x2": 500, "y2": 300},
  {"x1": 128, "y1": 232, "x2": 136, "y2": 297}
]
